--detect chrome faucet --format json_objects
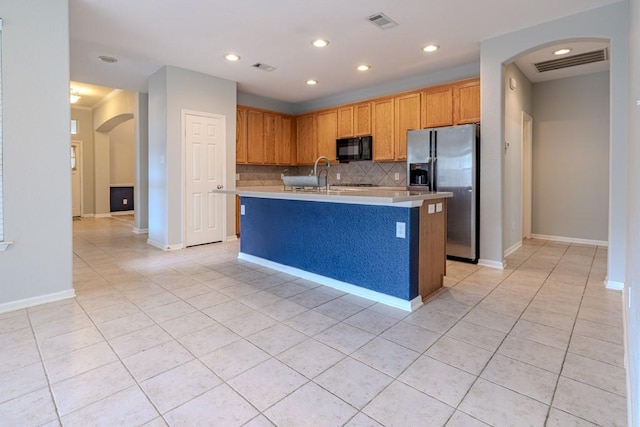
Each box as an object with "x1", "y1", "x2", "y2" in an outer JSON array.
[{"x1": 313, "y1": 156, "x2": 331, "y2": 190}]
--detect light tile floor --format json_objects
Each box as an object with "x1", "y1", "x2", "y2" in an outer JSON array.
[{"x1": 0, "y1": 216, "x2": 628, "y2": 426}]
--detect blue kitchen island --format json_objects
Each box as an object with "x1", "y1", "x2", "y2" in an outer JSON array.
[{"x1": 227, "y1": 187, "x2": 452, "y2": 312}]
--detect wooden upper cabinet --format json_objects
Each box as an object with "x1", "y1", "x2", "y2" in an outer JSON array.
[
  {"x1": 354, "y1": 102, "x2": 372, "y2": 136},
  {"x1": 263, "y1": 113, "x2": 280, "y2": 165},
  {"x1": 236, "y1": 108, "x2": 248, "y2": 163},
  {"x1": 278, "y1": 116, "x2": 295, "y2": 165},
  {"x1": 422, "y1": 86, "x2": 454, "y2": 128},
  {"x1": 246, "y1": 110, "x2": 264, "y2": 164},
  {"x1": 372, "y1": 98, "x2": 395, "y2": 161},
  {"x1": 296, "y1": 114, "x2": 317, "y2": 165},
  {"x1": 454, "y1": 80, "x2": 480, "y2": 124},
  {"x1": 337, "y1": 106, "x2": 354, "y2": 138},
  {"x1": 395, "y1": 93, "x2": 421, "y2": 161},
  {"x1": 316, "y1": 110, "x2": 338, "y2": 163}
]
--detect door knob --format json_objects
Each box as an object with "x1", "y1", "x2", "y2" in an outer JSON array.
[{"x1": 217, "y1": 185, "x2": 223, "y2": 189}]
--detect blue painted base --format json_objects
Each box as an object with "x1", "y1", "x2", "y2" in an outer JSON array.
[{"x1": 240, "y1": 197, "x2": 420, "y2": 300}]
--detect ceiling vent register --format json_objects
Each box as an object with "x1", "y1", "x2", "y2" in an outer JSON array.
[
  {"x1": 367, "y1": 13, "x2": 398, "y2": 30},
  {"x1": 252, "y1": 63, "x2": 276, "y2": 72},
  {"x1": 534, "y1": 48, "x2": 608, "y2": 72}
]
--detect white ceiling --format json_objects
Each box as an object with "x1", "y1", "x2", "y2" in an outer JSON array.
[{"x1": 69, "y1": 0, "x2": 619, "y2": 105}]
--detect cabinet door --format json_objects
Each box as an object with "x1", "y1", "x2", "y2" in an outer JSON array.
[
  {"x1": 422, "y1": 86, "x2": 454, "y2": 128},
  {"x1": 372, "y1": 98, "x2": 395, "y2": 161},
  {"x1": 395, "y1": 93, "x2": 421, "y2": 161},
  {"x1": 317, "y1": 110, "x2": 337, "y2": 163},
  {"x1": 354, "y1": 102, "x2": 372, "y2": 136},
  {"x1": 263, "y1": 113, "x2": 279, "y2": 165},
  {"x1": 455, "y1": 80, "x2": 480, "y2": 124},
  {"x1": 246, "y1": 110, "x2": 264, "y2": 164},
  {"x1": 236, "y1": 108, "x2": 248, "y2": 163},
  {"x1": 277, "y1": 116, "x2": 294, "y2": 165},
  {"x1": 337, "y1": 106, "x2": 354, "y2": 138},
  {"x1": 296, "y1": 114, "x2": 317, "y2": 165}
]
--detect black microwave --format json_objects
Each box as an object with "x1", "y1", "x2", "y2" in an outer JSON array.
[{"x1": 336, "y1": 136, "x2": 373, "y2": 163}]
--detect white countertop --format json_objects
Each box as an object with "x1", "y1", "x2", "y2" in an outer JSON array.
[{"x1": 216, "y1": 186, "x2": 452, "y2": 207}]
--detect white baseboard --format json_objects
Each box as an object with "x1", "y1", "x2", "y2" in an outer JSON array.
[
  {"x1": 504, "y1": 241, "x2": 522, "y2": 258},
  {"x1": 146, "y1": 239, "x2": 184, "y2": 251},
  {"x1": 531, "y1": 234, "x2": 608, "y2": 247},
  {"x1": 81, "y1": 213, "x2": 95, "y2": 218},
  {"x1": 94, "y1": 213, "x2": 112, "y2": 218},
  {"x1": 0, "y1": 289, "x2": 76, "y2": 314},
  {"x1": 226, "y1": 235, "x2": 239, "y2": 242},
  {"x1": 111, "y1": 210, "x2": 134, "y2": 216},
  {"x1": 238, "y1": 252, "x2": 423, "y2": 312},
  {"x1": 133, "y1": 228, "x2": 148, "y2": 235},
  {"x1": 605, "y1": 279, "x2": 624, "y2": 291},
  {"x1": 478, "y1": 258, "x2": 506, "y2": 269}
]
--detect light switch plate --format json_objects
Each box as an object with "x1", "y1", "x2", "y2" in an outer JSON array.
[
  {"x1": 428, "y1": 204, "x2": 435, "y2": 214},
  {"x1": 396, "y1": 222, "x2": 406, "y2": 238},
  {"x1": 240, "y1": 205, "x2": 245, "y2": 215},
  {"x1": 436, "y1": 202, "x2": 442, "y2": 212}
]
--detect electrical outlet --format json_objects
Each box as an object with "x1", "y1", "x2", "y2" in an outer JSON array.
[
  {"x1": 428, "y1": 204, "x2": 435, "y2": 214},
  {"x1": 236, "y1": 173, "x2": 240, "y2": 180},
  {"x1": 394, "y1": 172, "x2": 400, "y2": 181},
  {"x1": 336, "y1": 173, "x2": 341, "y2": 180},
  {"x1": 122, "y1": 199, "x2": 128, "y2": 205},
  {"x1": 396, "y1": 222, "x2": 406, "y2": 238},
  {"x1": 240, "y1": 205, "x2": 245, "y2": 215},
  {"x1": 436, "y1": 202, "x2": 442, "y2": 212}
]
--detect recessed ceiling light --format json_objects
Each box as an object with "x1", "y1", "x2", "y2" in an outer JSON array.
[
  {"x1": 312, "y1": 39, "x2": 329, "y2": 48},
  {"x1": 306, "y1": 79, "x2": 318, "y2": 85},
  {"x1": 422, "y1": 44, "x2": 439, "y2": 53},
  {"x1": 224, "y1": 53, "x2": 241, "y2": 61},
  {"x1": 98, "y1": 55, "x2": 118, "y2": 63},
  {"x1": 357, "y1": 64, "x2": 371, "y2": 71},
  {"x1": 553, "y1": 48, "x2": 572, "y2": 55}
]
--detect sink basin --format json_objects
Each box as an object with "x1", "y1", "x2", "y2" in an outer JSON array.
[{"x1": 283, "y1": 175, "x2": 327, "y2": 188}]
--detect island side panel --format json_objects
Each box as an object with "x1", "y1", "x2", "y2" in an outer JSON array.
[
  {"x1": 419, "y1": 198, "x2": 447, "y2": 299},
  {"x1": 240, "y1": 197, "x2": 420, "y2": 300}
]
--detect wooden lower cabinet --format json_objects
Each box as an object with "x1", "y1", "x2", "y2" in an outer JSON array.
[
  {"x1": 419, "y1": 198, "x2": 447, "y2": 299},
  {"x1": 235, "y1": 195, "x2": 241, "y2": 236}
]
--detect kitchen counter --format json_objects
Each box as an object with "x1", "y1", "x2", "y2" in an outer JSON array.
[
  {"x1": 216, "y1": 186, "x2": 450, "y2": 311},
  {"x1": 225, "y1": 185, "x2": 452, "y2": 207}
]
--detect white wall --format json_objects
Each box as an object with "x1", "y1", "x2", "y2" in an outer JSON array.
[
  {"x1": 109, "y1": 120, "x2": 135, "y2": 185},
  {"x1": 148, "y1": 66, "x2": 236, "y2": 249},
  {"x1": 0, "y1": 0, "x2": 73, "y2": 310},
  {"x1": 532, "y1": 71, "x2": 610, "y2": 243},
  {"x1": 626, "y1": 0, "x2": 640, "y2": 424},
  {"x1": 480, "y1": 2, "x2": 628, "y2": 285},
  {"x1": 503, "y1": 64, "x2": 533, "y2": 253}
]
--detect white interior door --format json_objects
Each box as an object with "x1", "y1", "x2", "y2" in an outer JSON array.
[
  {"x1": 522, "y1": 112, "x2": 533, "y2": 239},
  {"x1": 184, "y1": 112, "x2": 225, "y2": 246},
  {"x1": 71, "y1": 141, "x2": 83, "y2": 217}
]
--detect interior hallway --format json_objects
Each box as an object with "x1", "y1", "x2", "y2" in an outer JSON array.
[{"x1": 0, "y1": 216, "x2": 627, "y2": 426}]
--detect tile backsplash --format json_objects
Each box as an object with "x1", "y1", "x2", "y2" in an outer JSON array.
[{"x1": 236, "y1": 162, "x2": 407, "y2": 188}]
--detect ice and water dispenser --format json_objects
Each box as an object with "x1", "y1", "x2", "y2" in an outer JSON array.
[{"x1": 407, "y1": 129, "x2": 435, "y2": 191}]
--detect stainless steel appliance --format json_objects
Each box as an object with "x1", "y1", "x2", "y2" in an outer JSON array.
[
  {"x1": 336, "y1": 136, "x2": 373, "y2": 163},
  {"x1": 407, "y1": 124, "x2": 479, "y2": 263}
]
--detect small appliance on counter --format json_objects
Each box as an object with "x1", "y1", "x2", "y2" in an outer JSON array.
[
  {"x1": 336, "y1": 135, "x2": 373, "y2": 163},
  {"x1": 406, "y1": 124, "x2": 480, "y2": 263}
]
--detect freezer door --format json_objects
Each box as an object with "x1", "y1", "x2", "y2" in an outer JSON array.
[{"x1": 434, "y1": 124, "x2": 478, "y2": 262}]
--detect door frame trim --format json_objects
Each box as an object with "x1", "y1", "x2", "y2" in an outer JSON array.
[
  {"x1": 71, "y1": 140, "x2": 84, "y2": 217},
  {"x1": 181, "y1": 109, "x2": 227, "y2": 246}
]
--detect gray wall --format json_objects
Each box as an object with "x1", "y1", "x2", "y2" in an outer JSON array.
[
  {"x1": 109, "y1": 120, "x2": 135, "y2": 185},
  {"x1": 532, "y1": 71, "x2": 609, "y2": 242},
  {"x1": 0, "y1": 0, "x2": 73, "y2": 309},
  {"x1": 626, "y1": 0, "x2": 640, "y2": 424},
  {"x1": 481, "y1": 2, "x2": 628, "y2": 284},
  {"x1": 503, "y1": 63, "x2": 533, "y2": 252},
  {"x1": 148, "y1": 66, "x2": 237, "y2": 248},
  {"x1": 71, "y1": 107, "x2": 95, "y2": 215},
  {"x1": 134, "y1": 93, "x2": 149, "y2": 233}
]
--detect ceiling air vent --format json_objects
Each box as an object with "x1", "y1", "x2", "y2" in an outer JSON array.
[
  {"x1": 534, "y1": 48, "x2": 608, "y2": 73},
  {"x1": 367, "y1": 12, "x2": 398, "y2": 30},
  {"x1": 252, "y1": 63, "x2": 276, "y2": 72}
]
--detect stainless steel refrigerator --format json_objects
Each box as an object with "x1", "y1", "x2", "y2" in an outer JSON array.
[{"x1": 407, "y1": 124, "x2": 479, "y2": 263}]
